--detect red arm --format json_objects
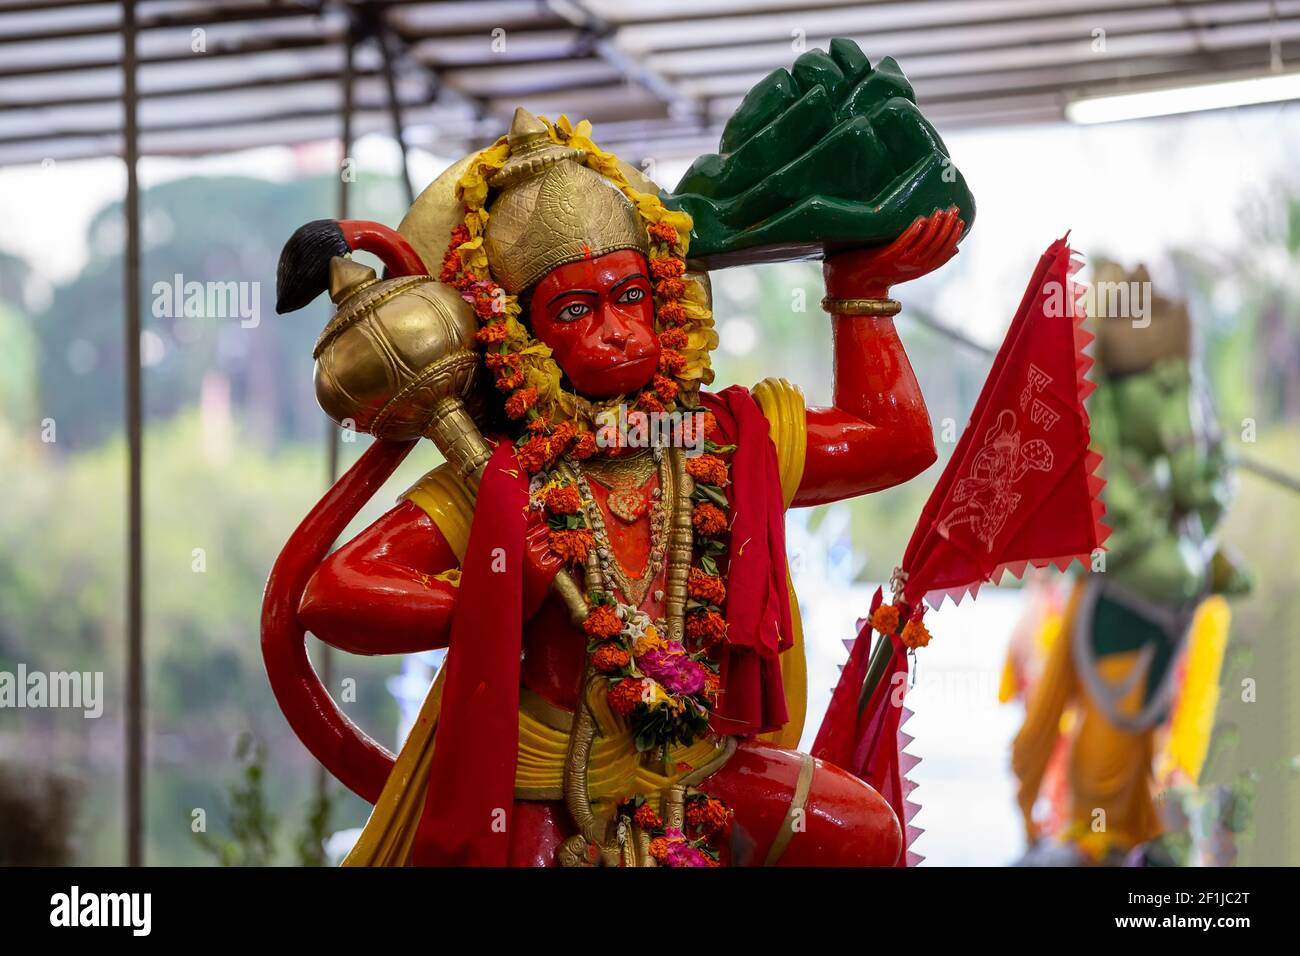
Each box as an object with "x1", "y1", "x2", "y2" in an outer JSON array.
[
  {"x1": 299, "y1": 500, "x2": 563, "y2": 655},
  {"x1": 794, "y1": 208, "x2": 964, "y2": 507},
  {"x1": 299, "y1": 501, "x2": 459, "y2": 655}
]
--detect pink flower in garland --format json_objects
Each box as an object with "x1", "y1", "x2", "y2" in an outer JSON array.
[
  {"x1": 665, "y1": 839, "x2": 714, "y2": 868},
  {"x1": 637, "y1": 645, "x2": 707, "y2": 696}
]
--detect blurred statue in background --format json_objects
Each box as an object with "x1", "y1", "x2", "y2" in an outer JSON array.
[
  {"x1": 263, "y1": 39, "x2": 978, "y2": 866},
  {"x1": 1005, "y1": 262, "x2": 1251, "y2": 865}
]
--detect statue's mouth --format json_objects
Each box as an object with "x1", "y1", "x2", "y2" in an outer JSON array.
[{"x1": 605, "y1": 355, "x2": 655, "y2": 372}]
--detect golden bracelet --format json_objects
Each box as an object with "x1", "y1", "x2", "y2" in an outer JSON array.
[{"x1": 820, "y1": 296, "x2": 902, "y2": 316}]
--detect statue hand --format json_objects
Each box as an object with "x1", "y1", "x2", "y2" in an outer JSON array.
[
  {"x1": 523, "y1": 512, "x2": 564, "y2": 617},
  {"x1": 825, "y1": 206, "x2": 964, "y2": 298}
]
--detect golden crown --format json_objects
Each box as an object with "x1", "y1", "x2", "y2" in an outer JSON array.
[{"x1": 482, "y1": 109, "x2": 648, "y2": 294}]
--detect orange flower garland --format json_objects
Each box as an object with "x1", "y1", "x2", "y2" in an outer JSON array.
[{"x1": 438, "y1": 117, "x2": 713, "y2": 477}]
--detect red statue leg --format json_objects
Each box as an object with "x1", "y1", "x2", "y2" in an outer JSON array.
[
  {"x1": 507, "y1": 800, "x2": 574, "y2": 867},
  {"x1": 700, "y1": 740, "x2": 903, "y2": 867}
]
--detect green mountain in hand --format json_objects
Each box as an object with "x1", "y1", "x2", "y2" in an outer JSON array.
[{"x1": 666, "y1": 38, "x2": 975, "y2": 268}]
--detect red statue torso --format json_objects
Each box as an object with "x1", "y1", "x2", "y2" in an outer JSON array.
[{"x1": 290, "y1": 214, "x2": 959, "y2": 865}]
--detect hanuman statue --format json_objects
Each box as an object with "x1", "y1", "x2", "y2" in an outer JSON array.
[{"x1": 265, "y1": 40, "x2": 974, "y2": 866}]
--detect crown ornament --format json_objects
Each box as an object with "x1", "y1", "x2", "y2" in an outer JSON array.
[{"x1": 483, "y1": 108, "x2": 648, "y2": 295}]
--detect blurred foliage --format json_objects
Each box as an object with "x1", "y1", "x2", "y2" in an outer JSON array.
[
  {"x1": 1166, "y1": 184, "x2": 1300, "y2": 865},
  {"x1": 193, "y1": 732, "x2": 277, "y2": 866}
]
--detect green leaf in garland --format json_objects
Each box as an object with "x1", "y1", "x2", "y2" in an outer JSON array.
[{"x1": 692, "y1": 483, "x2": 729, "y2": 508}]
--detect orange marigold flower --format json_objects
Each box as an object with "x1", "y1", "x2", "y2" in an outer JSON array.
[
  {"x1": 475, "y1": 321, "x2": 507, "y2": 345},
  {"x1": 659, "y1": 349, "x2": 686, "y2": 375},
  {"x1": 686, "y1": 796, "x2": 730, "y2": 834},
  {"x1": 439, "y1": 253, "x2": 462, "y2": 284},
  {"x1": 547, "y1": 527, "x2": 593, "y2": 564},
  {"x1": 546, "y1": 421, "x2": 577, "y2": 458},
  {"x1": 527, "y1": 416, "x2": 551, "y2": 434},
  {"x1": 657, "y1": 301, "x2": 687, "y2": 325},
  {"x1": 700, "y1": 411, "x2": 720, "y2": 439},
  {"x1": 871, "y1": 604, "x2": 901, "y2": 636},
  {"x1": 650, "y1": 256, "x2": 685, "y2": 280},
  {"x1": 653, "y1": 374, "x2": 679, "y2": 401},
  {"x1": 685, "y1": 453, "x2": 728, "y2": 487},
  {"x1": 656, "y1": 278, "x2": 686, "y2": 300},
  {"x1": 607, "y1": 678, "x2": 646, "y2": 718},
  {"x1": 648, "y1": 836, "x2": 671, "y2": 863},
  {"x1": 638, "y1": 391, "x2": 665, "y2": 414},
  {"x1": 544, "y1": 484, "x2": 581, "y2": 515},
  {"x1": 495, "y1": 368, "x2": 525, "y2": 392},
  {"x1": 572, "y1": 434, "x2": 600, "y2": 463},
  {"x1": 687, "y1": 567, "x2": 726, "y2": 605},
  {"x1": 504, "y1": 386, "x2": 538, "y2": 419},
  {"x1": 450, "y1": 224, "x2": 471, "y2": 247},
  {"x1": 473, "y1": 291, "x2": 499, "y2": 320},
  {"x1": 515, "y1": 436, "x2": 549, "y2": 473},
  {"x1": 658, "y1": 328, "x2": 688, "y2": 350},
  {"x1": 634, "y1": 802, "x2": 663, "y2": 830},
  {"x1": 686, "y1": 609, "x2": 727, "y2": 646},
  {"x1": 704, "y1": 671, "x2": 721, "y2": 701},
  {"x1": 571, "y1": 431, "x2": 598, "y2": 460},
  {"x1": 583, "y1": 603, "x2": 623, "y2": 639},
  {"x1": 692, "y1": 502, "x2": 727, "y2": 536},
  {"x1": 648, "y1": 221, "x2": 679, "y2": 245},
  {"x1": 901, "y1": 618, "x2": 932, "y2": 649},
  {"x1": 591, "y1": 643, "x2": 631, "y2": 674}
]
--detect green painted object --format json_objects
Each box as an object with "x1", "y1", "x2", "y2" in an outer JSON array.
[{"x1": 664, "y1": 39, "x2": 976, "y2": 268}]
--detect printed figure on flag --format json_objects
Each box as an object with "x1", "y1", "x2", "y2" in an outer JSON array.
[{"x1": 939, "y1": 409, "x2": 1055, "y2": 551}]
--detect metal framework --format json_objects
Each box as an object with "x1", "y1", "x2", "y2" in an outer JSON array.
[{"x1": 4, "y1": 0, "x2": 1297, "y2": 169}]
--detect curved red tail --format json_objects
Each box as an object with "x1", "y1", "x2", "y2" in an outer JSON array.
[{"x1": 260, "y1": 437, "x2": 417, "y2": 802}]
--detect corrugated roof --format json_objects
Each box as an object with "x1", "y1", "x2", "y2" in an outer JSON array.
[{"x1": 2, "y1": 0, "x2": 1296, "y2": 166}]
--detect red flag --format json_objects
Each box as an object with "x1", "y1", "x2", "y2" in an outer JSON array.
[
  {"x1": 816, "y1": 236, "x2": 1108, "y2": 865},
  {"x1": 900, "y1": 235, "x2": 1108, "y2": 607}
]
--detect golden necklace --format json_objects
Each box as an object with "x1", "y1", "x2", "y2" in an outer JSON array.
[{"x1": 567, "y1": 451, "x2": 671, "y2": 609}]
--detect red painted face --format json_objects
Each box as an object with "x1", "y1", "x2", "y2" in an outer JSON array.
[{"x1": 528, "y1": 249, "x2": 659, "y2": 399}]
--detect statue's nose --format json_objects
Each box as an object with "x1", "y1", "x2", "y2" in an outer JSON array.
[{"x1": 601, "y1": 309, "x2": 632, "y2": 347}]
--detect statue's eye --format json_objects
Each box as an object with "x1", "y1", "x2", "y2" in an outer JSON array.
[
  {"x1": 556, "y1": 302, "x2": 591, "y2": 322},
  {"x1": 617, "y1": 287, "x2": 646, "y2": 305}
]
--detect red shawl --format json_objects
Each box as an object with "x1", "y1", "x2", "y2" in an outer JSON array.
[{"x1": 701, "y1": 386, "x2": 792, "y2": 736}]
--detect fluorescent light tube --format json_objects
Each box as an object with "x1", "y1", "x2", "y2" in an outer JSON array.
[{"x1": 1067, "y1": 71, "x2": 1300, "y2": 124}]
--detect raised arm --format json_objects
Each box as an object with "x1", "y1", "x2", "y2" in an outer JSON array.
[{"x1": 794, "y1": 208, "x2": 963, "y2": 507}]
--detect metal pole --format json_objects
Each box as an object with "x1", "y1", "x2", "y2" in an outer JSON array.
[
  {"x1": 122, "y1": 0, "x2": 145, "y2": 869},
  {"x1": 377, "y1": 23, "x2": 416, "y2": 207},
  {"x1": 315, "y1": 23, "x2": 357, "y2": 808}
]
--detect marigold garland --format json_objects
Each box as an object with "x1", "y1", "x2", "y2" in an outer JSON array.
[
  {"x1": 450, "y1": 114, "x2": 738, "y2": 867},
  {"x1": 618, "y1": 793, "x2": 728, "y2": 867},
  {"x1": 439, "y1": 115, "x2": 717, "y2": 477}
]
